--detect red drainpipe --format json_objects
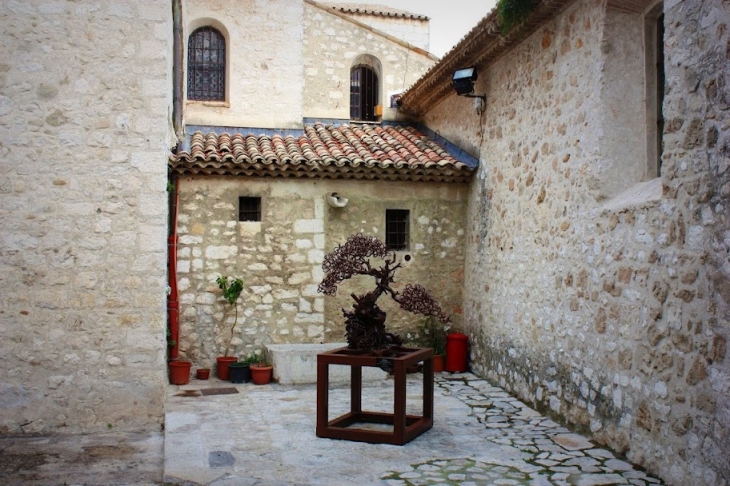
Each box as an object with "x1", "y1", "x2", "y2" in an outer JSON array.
[{"x1": 167, "y1": 177, "x2": 180, "y2": 361}]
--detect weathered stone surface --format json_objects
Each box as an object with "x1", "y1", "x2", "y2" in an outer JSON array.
[
  {"x1": 0, "y1": 0, "x2": 170, "y2": 433},
  {"x1": 420, "y1": 0, "x2": 730, "y2": 484}
]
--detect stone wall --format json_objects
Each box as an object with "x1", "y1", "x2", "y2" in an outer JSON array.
[
  {"x1": 421, "y1": 0, "x2": 729, "y2": 484},
  {"x1": 303, "y1": 3, "x2": 436, "y2": 122},
  {"x1": 0, "y1": 1, "x2": 172, "y2": 433},
  {"x1": 337, "y1": 11, "x2": 430, "y2": 52},
  {"x1": 184, "y1": 0, "x2": 304, "y2": 128},
  {"x1": 175, "y1": 176, "x2": 467, "y2": 367}
]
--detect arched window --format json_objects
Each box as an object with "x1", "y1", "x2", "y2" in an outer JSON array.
[
  {"x1": 187, "y1": 27, "x2": 225, "y2": 101},
  {"x1": 350, "y1": 65, "x2": 378, "y2": 121}
]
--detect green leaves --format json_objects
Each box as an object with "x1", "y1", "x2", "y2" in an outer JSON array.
[
  {"x1": 216, "y1": 275, "x2": 244, "y2": 305},
  {"x1": 497, "y1": 0, "x2": 538, "y2": 35}
]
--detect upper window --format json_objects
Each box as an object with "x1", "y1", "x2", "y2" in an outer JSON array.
[
  {"x1": 187, "y1": 27, "x2": 226, "y2": 102},
  {"x1": 239, "y1": 197, "x2": 261, "y2": 222},
  {"x1": 350, "y1": 65, "x2": 379, "y2": 121},
  {"x1": 385, "y1": 209, "x2": 409, "y2": 251},
  {"x1": 645, "y1": 2, "x2": 664, "y2": 177}
]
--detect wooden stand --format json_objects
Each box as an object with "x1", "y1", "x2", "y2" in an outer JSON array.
[{"x1": 316, "y1": 346, "x2": 434, "y2": 445}]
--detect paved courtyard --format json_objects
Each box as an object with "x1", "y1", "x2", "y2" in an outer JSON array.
[
  {"x1": 163, "y1": 372, "x2": 665, "y2": 486},
  {"x1": 0, "y1": 371, "x2": 666, "y2": 485}
]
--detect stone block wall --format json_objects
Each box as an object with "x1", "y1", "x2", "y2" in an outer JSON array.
[
  {"x1": 421, "y1": 0, "x2": 729, "y2": 484},
  {"x1": 0, "y1": 1, "x2": 171, "y2": 433},
  {"x1": 175, "y1": 177, "x2": 467, "y2": 367},
  {"x1": 337, "y1": 12, "x2": 430, "y2": 52},
  {"x1": 303, "y1": 3, "x2": 435, "y2": 121},
  {"x1": 183, "y1": 0, "x2": 304, "y2": 128}
]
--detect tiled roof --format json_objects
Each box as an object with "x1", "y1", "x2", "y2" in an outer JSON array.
[
  {"x1": 399, "y1": 0, "x2": 574, "y2": 116},
  {"x1": 323, "y1": 3, "x2": 428, "y2": 20},
  {"x1": 169, "y1": 123, "x2": 474, "y2": 183}
]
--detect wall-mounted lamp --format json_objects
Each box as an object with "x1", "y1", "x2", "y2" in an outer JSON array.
[{"x1": 452, "y1": 67, "x2": 486, "y2": 102}]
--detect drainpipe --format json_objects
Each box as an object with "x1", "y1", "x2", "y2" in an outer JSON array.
[
  {"x1": 167, "y1": 176, "x2": 180, "y2": 361},
  {"x1": 168, "y1": 0, "x2": 183, "y2": 361}
]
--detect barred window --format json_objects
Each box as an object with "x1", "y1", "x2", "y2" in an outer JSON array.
[
  {"x1": 350, "y1": 65, "x2": 378, "y2": 121},
  {"x1": 239, "y1": 197, "x2": 261, "y2": 222},
  {"x1": 187, "y1": 27, "x2": 225, "y2": 101},
  {"x1": 385, "y1": 209, "x2": 409, "y2": 251}
]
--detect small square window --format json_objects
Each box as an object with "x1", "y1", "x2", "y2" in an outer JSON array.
[
  {"x1": 385, "y1": 209, "x2": 409, "y2": 251},
  {"x1": 239, "y1": 197, "x2": 261, "y2": 222}
]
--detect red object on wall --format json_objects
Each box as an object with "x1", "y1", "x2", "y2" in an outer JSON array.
[{"x1": 445, "y1": 333, "x2": 468, "y2": 372}]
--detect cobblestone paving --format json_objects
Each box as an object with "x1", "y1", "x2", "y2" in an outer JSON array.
[{"x1": 382, "y1": 373, "x2": 664, "y2": 486}]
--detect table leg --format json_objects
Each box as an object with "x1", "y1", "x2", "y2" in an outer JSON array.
[{"x1": 351, "y1": 365, "x2": 362, "y2": 413}]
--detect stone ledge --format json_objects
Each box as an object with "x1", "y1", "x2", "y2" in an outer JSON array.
[{"x1": 266, "y1": 343, "x2": 388, "y2": 385}]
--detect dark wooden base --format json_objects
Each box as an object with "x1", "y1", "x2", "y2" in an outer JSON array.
[{"x1": 316, "y1": 346, "x2": 434, "y2": 445}]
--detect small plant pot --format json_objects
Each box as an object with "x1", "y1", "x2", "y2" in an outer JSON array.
[
  {"x1": 250, "y1": 364, "x2": 273, "y2": 385},
  {"x1": 228, "y1": 363, "x2": 251, "y2": 384},
  {"x1": 216, "y1": 356, "x2": 238, "y2": 380},
  {"x1": 169, "y1": 361, "x2": 192, "y2": 385},
  {"x1": 196, "y1": 368, "x2": 210, "y2": 380}
]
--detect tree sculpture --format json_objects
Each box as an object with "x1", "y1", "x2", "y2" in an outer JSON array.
[{"x1": 318, "y1": 233, "x2": 450, "y2": 353}]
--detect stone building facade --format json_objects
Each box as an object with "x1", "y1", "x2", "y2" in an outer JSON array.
[
  {"x1": 174, "y1": 174, "x2": 468, "y2": 366},
  {"x1": 183, "y1": 0, "x2": 436, "y2": 128},
  {"x1": 401, "y1": 0, "x2": 730, "y2": 484},
  {"x1": 0, "y1": 1, "x2": 172, "y2": 433}
]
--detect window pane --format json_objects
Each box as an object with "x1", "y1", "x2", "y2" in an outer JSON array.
[
  {"x1": 385, "y1": 209, "x2": 409, "y2": 251},
  {"x1": 187, "y1": 27, "x2": 225, "y2": 101}
]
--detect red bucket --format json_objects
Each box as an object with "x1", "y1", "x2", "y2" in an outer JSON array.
[{"x1": 445, "y1": 333, "x2": 468, "y2": 372}]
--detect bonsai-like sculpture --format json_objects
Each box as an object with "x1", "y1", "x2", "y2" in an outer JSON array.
[{"x1": 318, "y1": 233, "x2": 450, "y2": 353}]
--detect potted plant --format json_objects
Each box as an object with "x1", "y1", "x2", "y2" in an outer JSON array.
[
  {"x1": 248, "y1": 352, "x2": 273, "y2": 385},
  {"x1": 228, "y1": 356, "x2": 252, "y2": 384},
  {"x1": 420, "y1": 317, "x2": 448, "y2": 372},
  {"x1": 215, "y1": 275, "x2": 244, "y2": 380},
  {"x1": 169, "y1": 360, "x2": 192, "y2": 385}
]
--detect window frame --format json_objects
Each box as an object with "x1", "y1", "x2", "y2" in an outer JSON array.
[
  {"x1": 238, "y1": 196, "x2": 262, "y2": 222},
  {"x1": 187, "y1": 26, "x2": 227, "y2": 102},
  {"x1": 385, "y1": 209, "x2": 410, "y2": 251}
]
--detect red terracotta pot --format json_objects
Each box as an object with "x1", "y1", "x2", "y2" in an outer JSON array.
[
  {"x1": 169, "y1": 361, "x2": 192, "y2": 385},
  {"x1": 216, "y1": 356, "x2": 238, "y2": 380},
  {"x1": 250, "y1": 364, "x2": 273, "y2": 385},
  {"x1": 433, "y1": 355, "x2": 445, "y2": 373},
  {"x1": 196, "y1": 368, "x2": 210, "y2": 380}
]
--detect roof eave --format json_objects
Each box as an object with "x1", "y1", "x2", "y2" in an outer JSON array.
[{"x1": 399, "y1": 0, "x2": 575, "y2": 117}]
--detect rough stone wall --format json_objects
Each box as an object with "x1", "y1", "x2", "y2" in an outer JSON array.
[
  {"x1": 0, "y1": 1, "x2": 171, "y2": 433},
  {"x1": 303, "y1": 3, "x2": 436, "y2": 121},
  {"x1": 175, "y1": 177, "x2": 467, "y2": 367},
  {"x1": 337, "y1": 12, "x2": 430, "y2": 52},
  {"x1": 184, "y1": 0, "x2": 304, "y2": 128},
  {"x1": 421, "y1": 0, "x2": 729, "y2": 484}
]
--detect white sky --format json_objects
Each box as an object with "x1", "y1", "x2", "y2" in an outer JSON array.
[{"x1": 355, "y1": 0, "x2": 498, "y2": 57}]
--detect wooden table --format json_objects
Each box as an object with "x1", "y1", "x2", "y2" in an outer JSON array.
[{"x1": 316, "y1": 346, "x2": 434, "y2": 445}]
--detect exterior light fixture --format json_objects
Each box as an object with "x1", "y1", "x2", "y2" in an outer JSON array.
[{"x1": 452, "y1": 67, "x2": 486, "y2": 102}]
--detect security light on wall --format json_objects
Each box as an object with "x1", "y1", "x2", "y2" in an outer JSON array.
[{"x1": 452, "y1": 67, "x2": 486, "y2": 102}]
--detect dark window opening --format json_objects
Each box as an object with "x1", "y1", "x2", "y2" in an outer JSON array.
[
  {"x1": 385, "y1": 209, "x2": 409, "y2": 251},
  {"x1": 655, "y1": 12, "x2": 665, "y2": 176},
  {"x1": 239, "y1": 197, "x2": 261, "y2": 222},
  {"x1": 187, "y1": 27, "x2": 226, "y2": 101},
  {"x1": 350, "y1": 65, "x2": 378, "y2": 121}
]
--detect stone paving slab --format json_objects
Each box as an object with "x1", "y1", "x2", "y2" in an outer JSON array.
[
  {"x1": 164, "y1": 373, "x2": 665, "y2": 486},
  {"x1": 0, "y1": 431, "x2": 163, "y2": 485}
]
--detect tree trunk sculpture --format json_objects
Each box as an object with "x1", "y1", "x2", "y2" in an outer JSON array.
[{"x1": 318, "y1": 234, "x2": 450, "y2": 353}]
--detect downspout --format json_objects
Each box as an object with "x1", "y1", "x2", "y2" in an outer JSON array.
[{"x1": 168, "y1": 0, "x2": 183, "y2": 361}]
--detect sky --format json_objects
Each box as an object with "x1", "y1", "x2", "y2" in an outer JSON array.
[{"x1": 354, "y1": 0, "x2": 498, "y2": 57}]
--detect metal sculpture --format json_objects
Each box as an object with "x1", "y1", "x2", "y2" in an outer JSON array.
[{"x1": 318, "y1": 233, "x2": 450, "y2": 353}]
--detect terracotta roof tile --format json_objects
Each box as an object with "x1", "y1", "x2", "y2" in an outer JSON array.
[
  {"x1": 323, "y1": 3, "x2": 428, "y2": 20},
  {"x1": 169, "y1": 123, "x2": 474, "y2": 183}
]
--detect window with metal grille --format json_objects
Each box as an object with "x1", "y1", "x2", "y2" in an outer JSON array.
[
  {"x1": 238, "y1": 197, "x2": 261, "y2": 222},
  {"x1": 187, "y1": 27, "x2": 226, "y2": 101},
  {"x1": 350, "y1": 65, "x2": 378, "y2": 121},
  {"x1": 385, "y1": 209, "x2": 409, "y2": 251}
]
